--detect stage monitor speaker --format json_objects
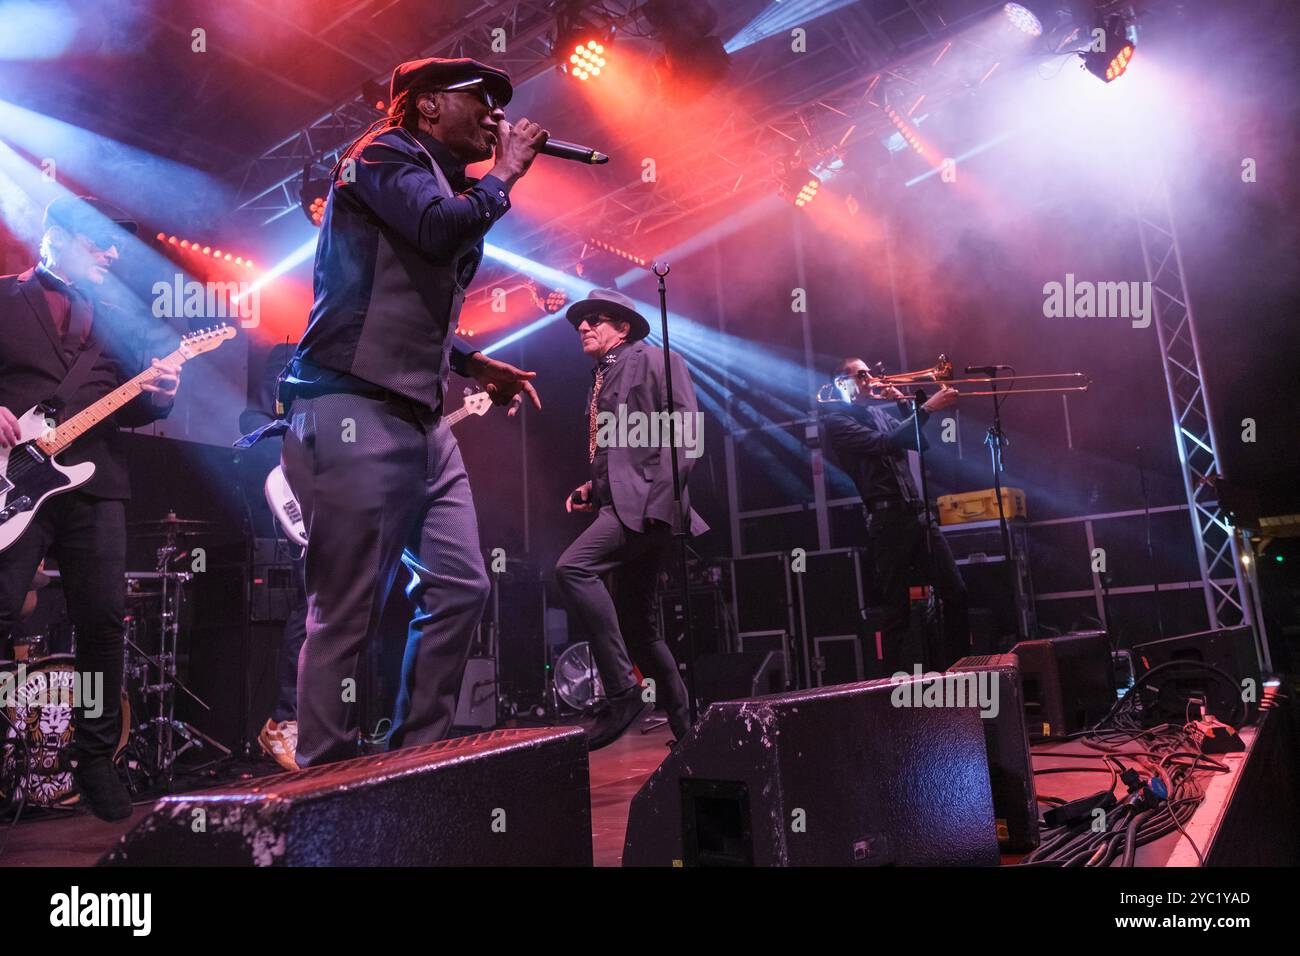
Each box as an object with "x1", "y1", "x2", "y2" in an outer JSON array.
[
  {"x1": 101, "y1": 728, "x2": 592, "y2": 866},
  {"x1": 947, "y1": 654, "x2": 1039, "y2": 852},
  {"x1": 1010, "y1": 631, "x2": 1115, "y2": 740},
  {"x1": 1130, "y1": 626, "x2": 1260, "y2": 727},
  {"x1": 694, "y1": 651, "x2": 786, "y2": 707},
  {"x1": 622, "y1": 680, "x2": 1000, "y2": 867}
]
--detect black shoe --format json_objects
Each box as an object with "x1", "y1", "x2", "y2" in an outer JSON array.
[
  {"x1": 68, "y1": 756, "x2": 132, "y2": 822},
  {"x1": 585, "y1": 686, "x2": 650, "y2": 752}
]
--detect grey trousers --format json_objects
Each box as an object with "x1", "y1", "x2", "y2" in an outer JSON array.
[
  {"x1": 281, "y1": 392, "x2": 490, "y2": 767},
  {"x1": 554, "y1": 506, "x2": 685, "y2": 709}
]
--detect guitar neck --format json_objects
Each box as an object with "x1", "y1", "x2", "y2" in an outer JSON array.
[
  {"x1": 36, "y1": 347, "x2": 186, "y2": 456},
  {"x1": 444, "y1": 406, "x2": 469, "y2": 428}
]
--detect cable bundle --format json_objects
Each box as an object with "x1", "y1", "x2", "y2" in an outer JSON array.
[{"x1": 1018, "y1": 660, "x2": 1247, "y2": 867}]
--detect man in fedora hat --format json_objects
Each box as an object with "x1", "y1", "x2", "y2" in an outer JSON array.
[
  {"x1": 276, "y1": 57, "x2": 549, "y2": 766},
  {"x1": 554, "y1": 289, "x2": 708, "y2": 750},
  {"x1": 0, "y1": 195, "x2": 181, "y2": 819}
]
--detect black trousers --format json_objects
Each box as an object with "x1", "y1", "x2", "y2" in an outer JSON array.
[
  {"x1": 0, "y1": 493, "x2": 125, "y2": 761},
  {"x1": 554, "y1": 506, "x2": 688, "y2": 722},
  {"x1": 281, "y1": 392, "x2": 490, "y2": 767},
  {"x1": 865, "y1": 503, "x2": 970, "y2": 673},
  {"x1": 270, "y1": 555, "x2": 308, "y2": 723}
]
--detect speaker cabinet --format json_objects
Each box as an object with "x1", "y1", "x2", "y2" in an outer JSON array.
[
  {"x1": 1010, "y1": 631, "x2": 1115, "y2": 740},
  {"x1": 623, "y1": 680, "x2": 999, "y2": 866},
  {"x1": 102, "y1": 728, "x2": 592, "y2": 866},
  {"x1": 1130, "y1": 626, "x2": 1261, "y2": 726},
  {"x1": 948, "y1": 654, "x2": 1039, "y2": 851}
]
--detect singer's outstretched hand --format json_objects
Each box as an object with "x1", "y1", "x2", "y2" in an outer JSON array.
[
  {"x1": 490, "y1": 118, "x2": 548, "y2": 185},
  {"x1": 464, "y1": 352, "x2": 542, "y2": 418}
]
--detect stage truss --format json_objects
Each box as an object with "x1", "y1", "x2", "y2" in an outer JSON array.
[{"x1": 1134, "y1": 171, "x2": 1271, "y2": 668}]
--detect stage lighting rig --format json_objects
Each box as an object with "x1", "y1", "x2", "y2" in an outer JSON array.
[
  {"x1": 1002, "y1": 2, "x2": 1043, "y2": 36},
  {"x1": 299, "y1": 163, "x2": 330, "y2": 227},
  {"x1": 155, "y1": 232, "x2": 255, "y2": 269},
  {"x1": 554, "y1": 4, "x2": 614, "y2": 82},
  {"x1": 640, "y1": 0, "x2": 730, "y2": 103},
  {"x1": 1081, "y1": 10, "x2": 1136, "y2": 82},
  {"x1": 774, "y1": 157, "x2": 820, "y2": 208},
  {"x1": 526, "y1": 279, "x2": 570, "y2": 314}
]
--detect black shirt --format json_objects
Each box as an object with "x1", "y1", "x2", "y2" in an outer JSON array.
[{"x1": 821, "y1": 401, "x2": 930, "y2": 504}]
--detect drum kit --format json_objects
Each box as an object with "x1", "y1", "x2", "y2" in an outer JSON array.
[{"x1": 1, "y1": 513, "x2": 229, "y2": 814}]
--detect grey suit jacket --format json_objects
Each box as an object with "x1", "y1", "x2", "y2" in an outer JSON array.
[{"x1": 594, "y1": 340, "x2": 709, "y2": 537}]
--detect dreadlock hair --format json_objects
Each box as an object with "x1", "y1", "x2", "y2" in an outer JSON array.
[
  {"x1": 387, "y1": 83, "x2": 439, "y2": 134},
  {"x1": 337, "y1": 81, "x2": 439, "y2": 171}
]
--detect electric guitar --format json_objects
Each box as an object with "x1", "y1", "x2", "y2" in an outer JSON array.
[
  {"x1": 265, "y1": 389, "x2": 494, "y2": 546},
  {"x1": 0, "y1": 325, "x2": 238, "y2": 553}
]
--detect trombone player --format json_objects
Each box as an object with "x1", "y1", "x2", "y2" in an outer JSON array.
[{"x1": 821, "y1": 358, "x2": 969, "y2": 672}]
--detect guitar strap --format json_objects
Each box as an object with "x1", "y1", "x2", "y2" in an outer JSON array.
[{"x1": 44, "y1": 338, "x2": 105, "y2": 418}]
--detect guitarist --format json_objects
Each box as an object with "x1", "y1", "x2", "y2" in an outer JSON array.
[{"x1": 0, "y1": 196, "x2": 181, "y2": 820}]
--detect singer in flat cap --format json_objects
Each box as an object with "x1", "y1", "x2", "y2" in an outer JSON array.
[{"x1": 276, "y1": 57, "x2": 548, "y2": 766}]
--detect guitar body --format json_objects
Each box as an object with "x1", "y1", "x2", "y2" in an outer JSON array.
[
  {"x1": 263, "y1": 390, "x2": 495, "y2": 545},
  {"x1": 0, "y1": 406, "x2": 96, "y2": 554},
  {"x1": 264, "y1": 464, "x2": 308, "y2": 547}
]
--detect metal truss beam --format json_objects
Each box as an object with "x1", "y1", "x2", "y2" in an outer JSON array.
[
  {"x1": 467, "y1": 1, "x2": 1010, "y2": 298},
  {"x1": 230, "y1": 0, "x2": 577, "y2": 226},
  {"x1": 1134, "y1": 169, "x2": 1271, "y2": 669}
]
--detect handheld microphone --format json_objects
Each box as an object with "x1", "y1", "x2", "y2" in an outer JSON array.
[
  {"x1": 541, "y1": 139, "x2": 609, "y2": 164},
  {"x1": 965, "y1": 364, "x2": 1012, "y2": 375}
]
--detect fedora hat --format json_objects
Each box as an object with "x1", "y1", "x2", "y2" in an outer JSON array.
[{"x1": 564, "y1": 288, "x2": 650, "y2": 341}]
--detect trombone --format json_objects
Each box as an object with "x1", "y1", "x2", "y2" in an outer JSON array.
[{"x1": 815, "y1": 353, "x2": 1091, "y2": 404}]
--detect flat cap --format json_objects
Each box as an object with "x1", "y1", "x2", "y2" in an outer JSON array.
[
  {"x1": 43, "y1": 195, "x2": 138, "y2": 242},
  {"x1": 389, "y1": 56, "x2": 513, "y2": 108}
]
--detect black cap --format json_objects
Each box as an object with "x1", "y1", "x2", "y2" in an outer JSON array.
[
  {"x1": 565, "y1": 289, "x2": 651, "y2": 342},
  {"x1": 389, "y1": 56, "x2": 513, "y2": 108},
  {"x1": 43, "y1": 195, "x2": 138, "y2": 245}
]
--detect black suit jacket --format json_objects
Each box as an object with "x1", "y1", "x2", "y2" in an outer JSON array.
[
  {"x1": 590, "y1": 340, "x2": 709, "y2": 536},
  {"x1": 0, "y1": 268, "x2": 173, "y2": 500}
]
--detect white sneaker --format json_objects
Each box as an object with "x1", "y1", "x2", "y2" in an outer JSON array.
[{"x1": 258, "y1": 719, "x2": 299, "y2": 772}]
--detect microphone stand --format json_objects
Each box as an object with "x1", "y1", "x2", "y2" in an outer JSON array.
[
  {"x1": 653, "y1": 262, "x2": 699, "y2": 724},
  {"x1": 983, "y1": 372, "x2": 1022, "y2": 644},
  {"x1": 1136, "y1": 444, "x2": 1165, "y2": 642},
  {"x1": 908, "y1": 389, "x2": 943, "y2": 671}
]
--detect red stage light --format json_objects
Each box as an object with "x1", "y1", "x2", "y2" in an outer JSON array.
[
  {"x1": 1105, "y1": 44, "x2": 1135, "y2": 81},
  {"x1": 568, "y1": 39, "x2": 606, "y2": 81}
]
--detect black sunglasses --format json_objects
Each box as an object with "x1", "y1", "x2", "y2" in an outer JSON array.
[{"x1": 439, "y1": 79, "x2": 504, "y2": 112}]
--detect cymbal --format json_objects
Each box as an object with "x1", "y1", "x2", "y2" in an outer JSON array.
[{"x1": 129, "y1": 516, "x2": 217, "y2": 532}]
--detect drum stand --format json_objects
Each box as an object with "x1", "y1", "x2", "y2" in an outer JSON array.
[{"x1": 122, "y1": 539, "x2": 230, "y2": 791}]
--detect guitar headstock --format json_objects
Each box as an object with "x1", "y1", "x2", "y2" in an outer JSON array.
[
  {"x1": 178, "y1": 324, "x2": 237, "y2": 359},
  {"x1": 462, "y1": 391, "x2": 493, "y2": 418}
]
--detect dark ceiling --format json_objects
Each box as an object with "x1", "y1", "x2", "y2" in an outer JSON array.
[{"x1": 0, "y1": 0, "x2": 489, "y2": 173}]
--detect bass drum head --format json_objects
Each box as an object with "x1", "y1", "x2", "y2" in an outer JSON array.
[{"x1": 0, "y1": 655, "x2": 129, "y2": 809}]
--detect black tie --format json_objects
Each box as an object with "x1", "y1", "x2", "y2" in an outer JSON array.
[{"x1": 62, "y1": 285, "x2": 92, "y2": 358}]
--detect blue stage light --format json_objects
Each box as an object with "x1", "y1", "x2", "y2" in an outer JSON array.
[{"x1": 725, "y1": 0, "x2": 860, "y2": 54}]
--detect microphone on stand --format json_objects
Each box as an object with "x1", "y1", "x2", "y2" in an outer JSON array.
[
  {"x1": 965, "y1": 364, "x2": 1012, "y2": 375},
  {"x1": 540, "y1": 139, "x2": 610, "y2": 164}
]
